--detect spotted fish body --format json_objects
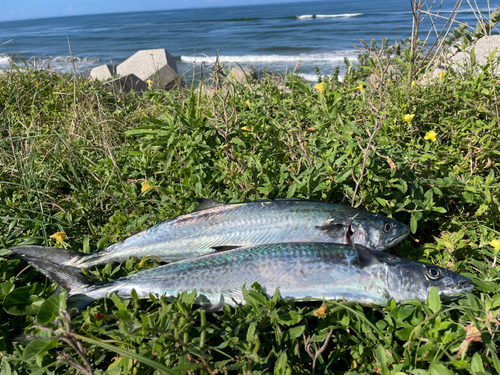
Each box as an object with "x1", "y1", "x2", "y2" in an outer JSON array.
[
  {"x1": 27, "y1": 243, "x2": 474, "y2": 311},
  {"x1": 11, "y1": 199, "x2": 409, "y2": 268}
]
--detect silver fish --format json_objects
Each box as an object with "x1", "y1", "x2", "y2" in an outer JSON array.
[
  {"x1": 18, "y1": 243, "x2": 474, "y2": 311},
  {"x1": 11, "y1": 199, "x2": 409, "y2": 268}
]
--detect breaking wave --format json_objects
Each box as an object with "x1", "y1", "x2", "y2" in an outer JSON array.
[
  {"x1": 180, "y1": 51, "x2": 360, "y2": 64},
  {"x1": 6, "y1": 55, "x2": 99, "y2": 73},
  {"x1": 296, "y1": 13, "x2": 363, "y2": 19},
  {"x1": 299, "y1": 73, "x2": 345, "y2": 82}
]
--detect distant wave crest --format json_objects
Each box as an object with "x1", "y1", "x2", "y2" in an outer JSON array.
[
  {"x1": 296, "y1": 13, "x2": 363, "y2": 19},
  {"x1": 180, "y1": 51, "x2": 359, "y2": 64}
]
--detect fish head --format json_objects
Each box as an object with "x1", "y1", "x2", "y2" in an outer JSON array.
[
  {"x1": 382, "y1": 255, "x2": 475, "y2": 303},
  {"x1": 350, "y1": 214, "x2": 410, "y2": 251}
]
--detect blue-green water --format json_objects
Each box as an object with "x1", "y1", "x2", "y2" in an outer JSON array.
[{"x1": 0, "y1": 0, "x2": 494, "y2": 81}]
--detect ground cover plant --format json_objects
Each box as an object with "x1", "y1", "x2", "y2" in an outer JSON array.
[{"x1": 1, "y1": 3, "x2": 500, "y2": 373}]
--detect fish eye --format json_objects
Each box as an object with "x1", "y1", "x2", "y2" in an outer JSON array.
[
  {"x1": 383, "y1": 223, "x2": 393, "y2": 232},
  {"x1": 426, "y1": 267, "x2": 442, "y2": 280}
]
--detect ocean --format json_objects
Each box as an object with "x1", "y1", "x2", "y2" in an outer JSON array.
[{"x1": 0, "y1": 0, "x2": 495, "y2": 82}]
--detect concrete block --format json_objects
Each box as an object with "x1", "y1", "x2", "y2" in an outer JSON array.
[
  {"x1": 117, "y1": 49, "x2": 179, "y2": 90},
  {"x1": 90, "y1": 64, "x2": 116, "y2": 81},
  {"x1": 447, "y1": 34, "x2": 500, "y2": 75},
  {"x1": 230, "y1": 66, "x2": 256, "y2": 84},
  {"x1": 103, "y1": 73, "x2": 147, "y2": 93},
  {"x1": 367, "y1": 65, "x2": 397, "y2": 87}
]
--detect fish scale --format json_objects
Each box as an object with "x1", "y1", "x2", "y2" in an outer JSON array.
[{"x1": 11, "y1": 199, "x2": 410, "y2": 269}]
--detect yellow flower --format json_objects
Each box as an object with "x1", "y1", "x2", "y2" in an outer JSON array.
[
  {"x1": 490, "y1": 239, "x2": 500, "y2": 251},
  {"x1": 403, "y1": 114, "x2": 415, "y2": 125},
  {"x1": 358, "y1": 83, "x2": 364, "y2": 91},
  {"x1": 146, "y1": 79, "x2": 153, "y2": 87},
  {"x1": 141, "y1": 181, "x2": 153, "y2": 193},
  {"x1": 314, "y1": 82, "x2": 325, "y2": 94},
  {"x1": 438, "y1": 71, "x2": 445, "y2": 80},
  {"x1": 50, "y1": 232, "x2": 67, "y2": 243},
  {"x1": 424, "y1": 130, "x2": 437, "y2": 142},
  {"x1": 313, "y1": 303, "x2": 327, "y2": 319},
  {"x1": 241, "y1": 126, "x2": 250, "y2": 131},
  {"x1": 245, "y1": 99, "x2": 250, "y2": 106},
  {"x1": 411, "y1": 80, "x2": 416, "y2": 87}
]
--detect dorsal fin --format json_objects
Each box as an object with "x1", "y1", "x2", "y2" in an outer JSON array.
[
  {"x1": 192, "y1": 198, "x2": 226, "y2": 212},
  {"x1": 354, "y1": 244, "x2": 380, "y2": 269},
  {"x1": 211, "y1": 245, "x2": 241, "y2": 252}
]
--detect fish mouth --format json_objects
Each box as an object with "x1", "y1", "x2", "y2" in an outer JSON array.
[
  {"x1": 439, "y1": 280, "x2": 475, "y2": 300},
  {"x1": 385, "y1": 225, "x2": 411, "y2": 247}
]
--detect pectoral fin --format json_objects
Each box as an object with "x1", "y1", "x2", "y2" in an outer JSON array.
[{"x1": 316, "y1": 222, "x2": 347, "y2": 238}]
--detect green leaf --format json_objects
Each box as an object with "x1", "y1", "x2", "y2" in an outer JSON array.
[
  {"x1": 37, "y1": 291, "x2": 66, "y2": 325},
  {"x1": 471, "y1": 352, "x2": 485, "y2": 373},
  {"x1": 410, "y1": 213, "x2": 418, "y2": 234},
  {"x1": 246, "y1": 322, "x2": 256, "y2": 343},
  {"x1": 22, "y1": 339, "x2": 58, "y2": 362},
  {"x1": 274, "y1": 351, "x2": 288, "y2": 375},
  {"x1": 0, "y1": 361, "x2": 11, "y2": 375},
  {"x1": 376, "y1": 344, "x2": 388, "y2": 375},
  {"x1": 0, "y1": 282, "x2": 14, "y2": 299},
  {"x1": 110, "y1": 293, "x2": 126, "y2": 311},
  {"x1": 428, "y1": 286, "x2": 441, "y2": 313},
  {"x1": 429, "y1": 362, "x2": 454, "y2": 375},
  {"x1": 432, "y1": 207, "x2": 447, "y2": 213},
  {"x1": 285, "y1": 325, "x2": 305, "y2": 340},
  {"x1": 3, "y1": 286, "x2": 44, "y2": 316},
  {"x1": 334, "y1": 168, "x2": 352, "y2": 184}
]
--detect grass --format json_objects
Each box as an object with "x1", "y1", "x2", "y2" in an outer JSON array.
[{"x1": 1, "y1": 16, "x2": 500, "y2": 374}]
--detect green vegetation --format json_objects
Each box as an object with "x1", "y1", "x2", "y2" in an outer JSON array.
[{"x1": 1, "y1": 21, "x2": 500, "y2": 374}]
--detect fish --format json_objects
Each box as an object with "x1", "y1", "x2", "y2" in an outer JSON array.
[
  {"x1": 10, "y1": 198, "x2": 409, "y2": 269},
  {"x1": 16, "y1": 242, "x2": 474, "y2": 312}
]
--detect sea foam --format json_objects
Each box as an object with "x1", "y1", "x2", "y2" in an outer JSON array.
[{"x1": 0, "y1": 54, "x2": 11, "y2": 68}]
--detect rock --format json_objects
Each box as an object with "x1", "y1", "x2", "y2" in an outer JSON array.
[
  {"x1": 102, "y1": 73, "x2": 147, "y2": 93},
  {"x1": 445, "y1": 34, "x2": 500, "y2": 74},
  {"x1": 90, "y1": 64, "x2": 116, "y2": 81},
  {"x1": 230, "y1": 66, "x2": 256, "y2": 84},
  {"x1": 117, "y1": 49, "x2": 179, "y2": 90}
]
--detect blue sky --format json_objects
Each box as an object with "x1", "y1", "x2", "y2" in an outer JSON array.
[{"x1": 0, "y1": 0, "x2": 314, "y2": 22}]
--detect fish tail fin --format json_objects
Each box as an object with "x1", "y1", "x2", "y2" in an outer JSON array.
[
  {"x1": 17, "y1": 256, "x2": 97, "y2": 312},
  {"x1": 10, "y1": 245, "x2": 87, "y2": 267}
]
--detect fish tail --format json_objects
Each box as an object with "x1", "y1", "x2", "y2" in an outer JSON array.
[
  {"x1": 15, "y1": 255, "x2": 98, "y2": 311},
  {"x1": 10, "y1": 245, "x2": 89, "y2": 268}
]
